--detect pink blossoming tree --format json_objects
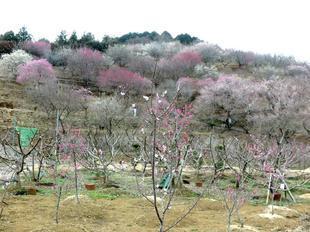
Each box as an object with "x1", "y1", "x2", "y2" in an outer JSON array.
[
  {"x1": 67, "y1": 47, "x2": 105, "y2": 86},
  {"x1": 131, "y1": 93, "x2": 212, "y2": 232},
  {"x1": 23, "y1": 41, "x2": 51, "y2": 58},
  {"x1": 16, "y1": 59, "x2": 56, "y2": 84},
  {"x1": 160, "y1": 50, "x2": 202, "y2": 80},
  {"x1": 97, "y1": 67, "x2": 152, "y2": 95}
]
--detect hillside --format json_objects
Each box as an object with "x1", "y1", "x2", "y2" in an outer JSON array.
[{"x1": 0, "y1": 37, "x2": 309, "y2": 232}]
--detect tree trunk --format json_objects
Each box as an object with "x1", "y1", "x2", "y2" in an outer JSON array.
[{"x1": 73, "y1": 152, "x2": 79, "y2": 204}]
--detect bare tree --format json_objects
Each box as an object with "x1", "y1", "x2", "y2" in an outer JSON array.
[
  {"x1": 132, "y1": 93, "x2": 212, "y2": 232},
  {"x1": 1, "y1": 128, "x2": 41, "y2": 188}
]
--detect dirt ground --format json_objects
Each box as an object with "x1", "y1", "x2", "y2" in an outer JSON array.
[{"x1": 0, "y1": 195, "x2": 309, "y2": 232}]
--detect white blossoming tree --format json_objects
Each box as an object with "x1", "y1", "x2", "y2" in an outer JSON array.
[{"x1": 0, "y1": 50, "x2": 32, "y2": 78}]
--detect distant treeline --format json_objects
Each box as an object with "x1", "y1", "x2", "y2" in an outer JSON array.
[{"x1": 0, "y1": 27, "x2": 200, "y2": 53}]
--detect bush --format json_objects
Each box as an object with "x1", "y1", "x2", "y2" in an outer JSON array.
[
  {"x1": 97, "y1": 67, "x2": 152, "y2": 95},
  {"x1": 0, "y1": 50, "x2": 32, "y2": 78},
  {"x1": 16, "y1": 59, "x2": 55, "y2": 84},
  {"x1": 22, "y1": 41, "x2": 51, "y2": 58}
]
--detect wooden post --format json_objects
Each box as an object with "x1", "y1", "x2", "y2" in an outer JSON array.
[
  {"x1": 266, "y1": 172, "x2": 272, "y2": 205},
  {"x1": 276, "y1": 170, "x2": 296, "y2": 203}
]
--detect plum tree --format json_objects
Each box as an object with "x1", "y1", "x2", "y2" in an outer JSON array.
[
  {"x1": 0, "y1": 50, "x2": 32, "y2": 78},
  {"x1": 23, "y1": 41, "x2": 51, "y2": 58},
  {"x1": 97, "y1": 67, "x2": 152, "y2": 95},
  {"x1": 195, "y1": 76, "x2": 261, "y2": 132},
  {"x1": 106, "y1": 45, "x2": 132, "y2": 67},
  {"x1": 160, "y1": 50, "x2": 202, "y2": 80},
  {"x1": 16, "y1": 59, "x2": 55, "y2": 84},
  {"x1": 67, "y1": 47, "x2": 104, "y2": 85}
]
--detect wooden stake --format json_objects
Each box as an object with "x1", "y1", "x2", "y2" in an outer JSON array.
[{"x1": 266, "y1": 172, "x2": 272, "y2": 205}]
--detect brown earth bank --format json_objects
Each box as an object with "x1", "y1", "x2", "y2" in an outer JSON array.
[{"x1": 0, "y1": 195, "x2": 309, "y2": 232}]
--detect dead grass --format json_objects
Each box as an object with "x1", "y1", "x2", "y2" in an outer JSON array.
[{"x1": 0, "y1": 195, "x2": 309, "y2": 232}]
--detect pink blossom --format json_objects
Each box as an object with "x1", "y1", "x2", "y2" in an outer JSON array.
[
  {"x1": 23, "y1": 41, "x2": 51, "y2": 57},
  {"x1": 76, "y1": 47, "x2": 103, "y2": 61},
  {"x1": 97, "y1": 67, "x2": 152, "y2": 94},
  {"x1": 16, "y1": 59, "x2": 56, "y2": 84},
  {"x1": 67, "y1": 47, "x2": 104, "y2": 83},
  {"x1": 172, "y1": 51, "x2": 202, "y2": 68}
]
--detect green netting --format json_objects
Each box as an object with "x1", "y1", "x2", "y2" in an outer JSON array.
[
  {"x1": 15, "y1": 127, "x2": 38, "y2": 147},
  {"x1": 159, "y1": 173, "x2": 172, "y2": 190}
]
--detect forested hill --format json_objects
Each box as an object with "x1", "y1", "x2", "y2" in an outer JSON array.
[{"x1": 0, "y1": 28, "x2": 309, "y2": 141}]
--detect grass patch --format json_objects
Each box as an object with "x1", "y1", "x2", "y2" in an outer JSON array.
[
  {"x1": 87, "y1": 190, "x2": 119, "y2": 200},
  {"x1": 37, "y1": 188, "x2": 54, "y2": 196}
]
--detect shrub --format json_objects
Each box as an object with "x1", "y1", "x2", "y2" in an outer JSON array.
[
  {"x1": 23, "y1": 41, "x2": 51, "y2": 58},
  {"x1": 97, "y1": 67, "x2": 152, "y2": 95},
  {"x1": 16, "y1": 59, "x2": 55, "y2": 84},
  {"x1": 67, "y1": 48, "x2": 104, "y2": 84},
  {"x1": 0, "y1": 50, "x2": 32, "y2": 78}
]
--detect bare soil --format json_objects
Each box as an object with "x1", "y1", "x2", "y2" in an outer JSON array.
[{"x1": 0, "y1": 195, "x2": 309, "y2": 232}]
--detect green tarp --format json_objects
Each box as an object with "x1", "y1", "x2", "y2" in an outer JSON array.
[
  {"x1": 15, "y1": 127, "x2": 38, "y2": 147},
  {"x1": 159, "y1": 173, "x2": 172, "y2": 190}
]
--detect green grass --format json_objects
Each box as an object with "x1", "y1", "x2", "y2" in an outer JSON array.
[
  {"x1": 37, "y1": 188, "x2": 54, "y2": 196},
  {"x1": 87, "y1": 190, "x2": 119, "y2": 200}
]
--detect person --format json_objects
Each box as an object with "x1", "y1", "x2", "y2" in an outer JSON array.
[{"x1": 132, "y1": 104, "x2": 137, "y2": 117}]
